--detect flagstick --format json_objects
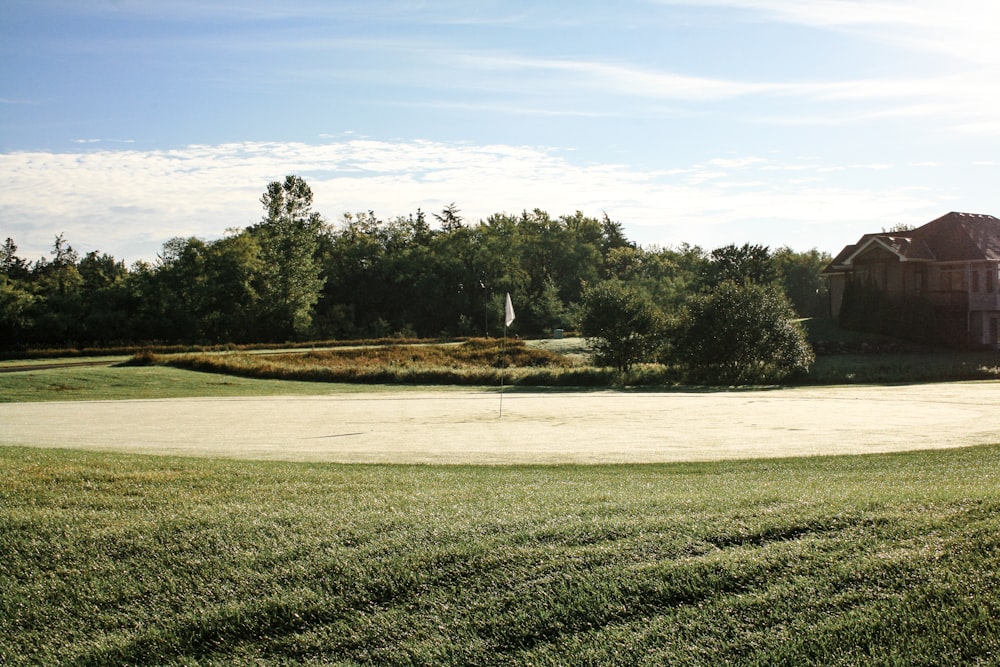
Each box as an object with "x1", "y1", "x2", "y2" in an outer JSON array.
[
  {"x1": 499, "y1": 324, "x2": 506, "y2": 418},
  {"x1": 501, "y1": 292, "x2": 515, "y2": 419}
]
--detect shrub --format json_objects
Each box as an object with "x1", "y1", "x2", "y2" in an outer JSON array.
[
  {"x1": 578, "y1": 280, "x2": 662, "y2": 373},
  {"x1": 670, "y1": 281, "x2": 814, "y2": 385}
]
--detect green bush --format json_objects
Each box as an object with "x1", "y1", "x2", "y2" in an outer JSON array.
[
  {"x1": 578, "y1": 280, "x2": 662, "y2": 373},
  {"x1": 670, "y1": 281, "x2": 814, "y2": 385}
]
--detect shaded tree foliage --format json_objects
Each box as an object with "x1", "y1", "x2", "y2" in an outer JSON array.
[
  {"x1": 250, "y1": 175, "x2": 328, "y2": 339},
  {"x1": 839, "y1": 275, "x2": 942, "y2": 345},
  {"x1": 773, "y1": 247, "x2": 831, "y2": 318},
  {"x1": 703, "y1": 243, "x2": 776, "y2": 287},
  {"x1": 579, "y1": 280, "x2": 661, "y2": 373},
  {"x1": 2, "y1": 177, "x2": 831, "y2": 379},
  {"x1": 670, "y1": 281, "x2": 814, "y2": 385}
]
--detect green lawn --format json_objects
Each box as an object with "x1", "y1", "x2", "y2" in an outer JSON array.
[
  {"x1": 2, "y1": 445, "x2": 998, "y2": 665},
  {"x1": 0, "y1": 365, "x2": 458, "y2": 403}
]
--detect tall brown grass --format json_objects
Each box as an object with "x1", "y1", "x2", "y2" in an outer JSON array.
[{"x1": 152, "y1": 339, "x2": 628, "y2": 387}]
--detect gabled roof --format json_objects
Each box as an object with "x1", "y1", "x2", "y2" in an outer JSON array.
[{"x1": 824, "y1": 212, "x2": 1000, "y2": 273}]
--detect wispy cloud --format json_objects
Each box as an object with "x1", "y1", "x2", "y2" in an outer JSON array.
[
  {"x1": 459, "y1": 53, "x2": 785, "y2": 101},
  {"x1": 469, "y1": 58, "x2": 999, "y2": 135},
  {"x1": 667, "y1": 0, "x2": 1000, "y2": 64},
  {"x1": 644, "y1": 0, "x2": 1000, "y2": 134}
]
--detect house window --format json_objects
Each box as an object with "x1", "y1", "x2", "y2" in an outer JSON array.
[
  {"x1": 940, "y1": 266, "x2": 967, "y2": 291},
  {"x1": 989, "y1": 267, "x2": 997, "y2": 294},
  {"x1": 972, "y1": 269, "x2": 980, "y2": 293}
]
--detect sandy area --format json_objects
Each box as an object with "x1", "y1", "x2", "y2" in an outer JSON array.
[{"x1": 2, "y1": 382, "x2": 998, "y2": 464}]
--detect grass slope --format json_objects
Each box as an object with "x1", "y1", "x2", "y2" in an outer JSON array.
[
  {"x1": 2, "y1": 445, "x2": 998, "y2": 665},
  {"x1": 0, "y1": 366, "x2": 461, "y2": 403}
]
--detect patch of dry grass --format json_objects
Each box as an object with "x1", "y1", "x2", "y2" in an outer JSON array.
[{"x1": 150, "y1": 339, "x2": 621, "y2": 387}]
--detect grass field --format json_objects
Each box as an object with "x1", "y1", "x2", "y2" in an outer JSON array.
[
  {"x1": 2, "y1": 333, "x2": 999, "y2": 664},
  {"x1": 2, "y1": 444, "x2": 998, "y2": 665},
  {"x1": 0, "y1": 364, "x2": 457, "y2": 403},
  {"x1": 148, "y1": 338, "x2": 1000, "y2": 387}
]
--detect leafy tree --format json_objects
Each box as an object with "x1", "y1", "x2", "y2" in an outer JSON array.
[
  {"x1": 839, "y1": 274, "x2": 941, "y2": 345},
  {"x1": 250, "y1": 175, "x2": 328, "y2": 339},
  {"x1": 605, "y1": 244, "x2": 707, "y2": 312},
  {"x1": 579, "y1": 280, "x2": 661, "y2": 373},
  {"x1": 0, "y1": 238, "x2": 34, "y2": 344},
  {"x1": 0, "y1": 275, "x2": 35, "y2": 345},
  {"x1": 1, "y1": 238, "x2": 30, "y2": 280},
  {"x1": 149, "y1": 237, "x2": 211, "y2": 341},
  {"x1": 76, "y1": 251, "x2": 130, "y2": 344},
  {"x1": 600, "y1": 212, "x2": 632, "y2": 256},
  {"x1": 35, "y1": 234, "x2": 82, "y2": 297},
  {"x1": 78, "y1": 251, "x2": 126, "y2": 292},
  {"x1": 200, "y1": 232, "x2": 262, "y2": 342},
  {"x1": 773, "y1": 247, "x2": 831, "y2": 318},
  {"x1": 434, "y1": 202, "x2": 464, "y2": 232},
  {"x1": 670, "y1": 281, "x2": 814, "y2": 385},
  {"x1": 24, "y1": 235, "x2": 86, "y2": 344},
  {"x1": 525, "y1": 277, "x2": 570, "y2": 333},
  {"x1": 703, "y1": 243, "x2": 776, "y2": 287}
]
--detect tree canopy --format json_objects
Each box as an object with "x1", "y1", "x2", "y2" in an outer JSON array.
[
  {"x1": 669, "y1": 281, "x2": 815, "y2": 385},
  {"x1": 2, "y1": 175, "x2": 831, "y2": 383},
  {"x1": 579, "y1": 280, "x2": 661, "y2": 373}
]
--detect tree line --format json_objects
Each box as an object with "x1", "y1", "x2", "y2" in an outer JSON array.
[{"x1": 1, "y1": 175, "x2": 831, "y2": 357}]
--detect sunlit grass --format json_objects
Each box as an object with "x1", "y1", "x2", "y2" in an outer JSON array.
[
  {"x1": 152, "y1": 338, "x2": 627, "y2": 387},
  {"x1": 3, "y1": 328, "x2": 1000, "y2": 399},
  {"x1": 808, "y1": 352, "x2": 1000, "y2": 384},
  {"x1": 2, "y1": 445, "x2": 998, "y2": 665},
  {"x1": 0, "y1": 365, "x2": 457, "y2": 403}
]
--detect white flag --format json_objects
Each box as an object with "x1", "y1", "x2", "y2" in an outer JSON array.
[{"x1": 505, "y1": 292, "x2": 515, "y2": 327}]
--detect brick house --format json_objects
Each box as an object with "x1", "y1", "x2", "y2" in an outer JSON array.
[{"x1": 823, "y1": 212, "x2": 1000, "y2": 348}]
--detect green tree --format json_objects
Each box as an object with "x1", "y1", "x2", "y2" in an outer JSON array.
[
  {"x1": 201, "y1": 232, "x2": 262, "y2": 342},
  {"x1": 77, "y1": 251, "x2": 130, "y2": 344},
  {"x1": 671, "y1": 281, "x2": 814, "y2": 385},
  {"x1": 26, "y1": 235, "x2": 85, "y2": 344},
  {"x1": 773, "y1": 247, "x2": 831, "y2": 318},
  {"x1": 525, "y1": 277, "x2": 570, "y2": 333},
  {"x1": 149, "y1": 237, "x2": 211, "y2": 342},
  {"x1": 1, "y1": 238, "x2": 30, "y2": 281},
  {"x1": 0, "y1": 238, "x2": 34, "y2": 345},
  {"x1": 604, "y1": 244, "x2": 708, "y2": 314},
  {"x1": 703, "y1": 243, "x2": 776, "y2": 287},
  {"x1": 0, "y1": 275, "x2": 35, "y2": 345},
  {"x1": 600, "y1": 212, "x2": 632, "y2": 256},
  {"x1": 250, "y1": 175, "x2": 328, "y2": 339},
  {"x1": 433, "y1": 202, "x2": 464, "y2": 232},
  {"x1": 35, "y1": 233, "x2": 83, "y2": 297},
  {"x1": 579, "y1": 280, "x2": 661, "y2": 373}
]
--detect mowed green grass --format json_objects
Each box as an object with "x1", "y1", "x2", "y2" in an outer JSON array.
[
  {"x1": 2, "y1": 444, "x2": 999, "y2": 666},
  {"x1": 0, "y1": 365, "x2": 457, "y2": 403}
]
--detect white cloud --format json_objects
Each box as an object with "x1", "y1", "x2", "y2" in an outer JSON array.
[
  {"x1": 0, "y1": 139, "x2": 966, "y2": 263},
  {"x1": 645, "y1": 0, "x2": 1000, "y2": 135},
  {"x1": 453, "y1": 48, "x2": 1000, "y2": 135},
  {"x1": 670, "y1": 0, "x2": 1000, "y2": 65}
]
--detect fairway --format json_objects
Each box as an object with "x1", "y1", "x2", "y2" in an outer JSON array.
[{"x1": 2, "y1": 381, "x2": 998, "y2": 463}]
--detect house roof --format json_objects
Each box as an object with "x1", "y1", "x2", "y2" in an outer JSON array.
[{"x1": 823, "y1": 212, "x2": 1000, "y2": 273}]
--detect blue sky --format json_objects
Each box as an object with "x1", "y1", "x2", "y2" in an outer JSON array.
[{"x1": 2, "y1": 0, "x2": 999, "y2": 263}]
